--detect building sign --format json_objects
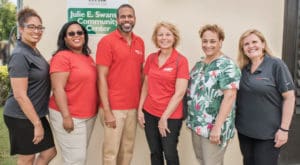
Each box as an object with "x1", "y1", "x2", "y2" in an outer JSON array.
[{"x1": 67, "y1": 0, "x2": 128, "y2": 34}]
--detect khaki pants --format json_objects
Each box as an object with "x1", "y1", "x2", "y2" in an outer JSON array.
[
  {"x1": 49, "y1": 109, "x2": 96, "y2": 165},
  {"x1": 100, "y1": 109, "x2": 137, "y2": 165},
  {"x1": 191, "y1": 131, "x2": 227, "y2": 165}
]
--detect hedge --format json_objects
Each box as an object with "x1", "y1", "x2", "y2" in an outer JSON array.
[{"x1": 0, "y1": 65, "x2": 10, "y2": 106}]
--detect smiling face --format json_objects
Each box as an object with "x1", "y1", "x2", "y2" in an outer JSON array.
[
  {"x1": 117, "y1": 7, "x2": 136, "y2": 33},
  {"x1": 64, "y1": 24, "x2": 85, "y2": 54},
  {"x1": 201, "y1": 30, "x2": 223, "y2": 57},
  {"x1": 242, "y1": 33, "x2": 265, "y2": 60},
  {"x1": 19, "y1": 16, "x2": 43, "y2": 48},
  {"x1": 156, "y1": 26, "x2": 175, "y2": 49}
]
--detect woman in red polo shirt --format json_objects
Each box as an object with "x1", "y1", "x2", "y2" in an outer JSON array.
[
  {"x1": 48, "y1": 21, "x2": 98, "y2": 165},
  {"x1": 138, "y1": 22, "x2": 189, "y2": 165}
]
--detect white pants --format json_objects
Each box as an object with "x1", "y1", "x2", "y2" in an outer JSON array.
[{"x1": 49, "y1": 109, "x2": 96, "y2": 165}]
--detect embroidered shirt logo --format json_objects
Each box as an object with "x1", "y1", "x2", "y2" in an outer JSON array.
[
  {"x1": 135, "y1": 50, "x2": 143, "y2": 55},
  {"x1": 255, "y1": 77, "x2": 269, "y2": 80},
  {"x1": 163, "y1": 67, "x2": 174, "y2": 72}
]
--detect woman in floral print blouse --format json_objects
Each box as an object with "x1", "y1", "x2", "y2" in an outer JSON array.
[{"x1": 186, "y1": 24, "x2": 241, "y2": 165}]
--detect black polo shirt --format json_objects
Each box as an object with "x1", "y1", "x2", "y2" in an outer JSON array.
[
  {"x1": 236, "y1": 54, "x2": 295, "y2": 140},
  {"x1": 4, "y1": 40, "x2": 50, "y2": 119}
]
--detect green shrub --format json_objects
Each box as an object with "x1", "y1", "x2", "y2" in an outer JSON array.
[{"x1": 0, "y1": 65, "x2": 10, "y2": 106}]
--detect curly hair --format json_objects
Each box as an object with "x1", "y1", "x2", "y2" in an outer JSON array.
[{"x1": 199, "y1": 24, "x2": 225, "y2": 41}]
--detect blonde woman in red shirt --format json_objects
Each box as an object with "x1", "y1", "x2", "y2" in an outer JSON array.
[{"x1": 138, "y1": 22, "x2": 189, "y2": 165}]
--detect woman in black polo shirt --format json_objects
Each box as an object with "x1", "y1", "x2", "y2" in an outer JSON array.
[
  {"x1": 236, "y1": 29, "x2": 295, "y2": 165},
  {"x1": 3, "y1": 7, "x2": 56, "y2": 164}
]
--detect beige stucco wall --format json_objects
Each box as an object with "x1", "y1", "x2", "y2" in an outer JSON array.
[{"x1": 22, "y1": 0, "x2": 284, "y2": 164}]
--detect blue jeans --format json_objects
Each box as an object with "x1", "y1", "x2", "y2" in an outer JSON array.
[
  {"x1": 238, "y1": 132, "x2": 280, "y2": 165},
  {"x1": 143, "y1": 110, "x2": 182, "y2": 165}
]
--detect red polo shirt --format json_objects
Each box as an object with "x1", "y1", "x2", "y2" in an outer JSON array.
[
  {"x1": 143, "y1": 49, "x2": 189, "y2": 119},
  {"x1": 49, "y1": 50, "x2": 98, "y2": 118},
  {"x1": 96, "y1": 30, "x2": 145, "y2": 110}
]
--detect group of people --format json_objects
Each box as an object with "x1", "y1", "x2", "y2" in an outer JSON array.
[{"x1": 2, "y1": 3, "x2": 295, "y2": 165}]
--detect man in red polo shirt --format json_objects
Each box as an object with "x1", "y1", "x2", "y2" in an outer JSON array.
[{"x1": 96, "y1": 4, "x2": 145, "y2": 165}]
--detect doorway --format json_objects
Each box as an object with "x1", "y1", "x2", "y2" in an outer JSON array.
[{"x1": 280, "y1": 0, "x2": 300, "y2": 164}]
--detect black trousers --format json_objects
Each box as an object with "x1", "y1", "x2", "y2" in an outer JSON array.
[
  {"x1": 238, "y1": 132, "x2": 281, "y2": 165},
  {"x1": 143, "y1": 110, "x2": 182, "y2": 165}
]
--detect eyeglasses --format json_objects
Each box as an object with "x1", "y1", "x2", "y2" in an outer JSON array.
[
  {"x1": 67, "y1": 31, "x2": 84, "y2": 37},
  {"x1": 23, "y1": 24, "x2": 45, "y2": 32}
]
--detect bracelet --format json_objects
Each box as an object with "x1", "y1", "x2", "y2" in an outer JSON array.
[{"x1": 279, "y1": 127, "x2": 289, "y2": 132}]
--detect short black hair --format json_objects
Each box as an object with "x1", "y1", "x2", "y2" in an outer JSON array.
[{"x1": 116, "y1": 4, "x2": 135, "y2": 18}]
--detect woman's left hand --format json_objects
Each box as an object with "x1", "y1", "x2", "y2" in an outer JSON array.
[
  {"x1": 158, "y1": 117, "x2": 170, "y2": 137},
  {"x1": 209, "y1": 125, "x2": 221, "y2": 144},
  {"x1": 274, "y1": 129, "x2": 288, "y2": 148},
  {"x1": 32, "y1": 122, "x2": 44, "y2": 144}
]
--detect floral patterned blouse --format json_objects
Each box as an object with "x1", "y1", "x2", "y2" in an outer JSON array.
[{"x1": 186, "y1": 55, "x2": 241, "y2": 147}]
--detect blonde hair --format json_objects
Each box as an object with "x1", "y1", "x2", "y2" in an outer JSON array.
[
  {"x1": 199, "y1": 24, "x2": 225, "y2": 41},
  {"x1": 237, "y1": 29, "x2": 273, "y2": 69},
  {"x1": 152, "y1": 21, "x2": 180, "y2": 48}
]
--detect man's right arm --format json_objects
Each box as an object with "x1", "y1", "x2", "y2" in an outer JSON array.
[{"x1": 97, "y1": 65, "x2": 116, "y2": 128}]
